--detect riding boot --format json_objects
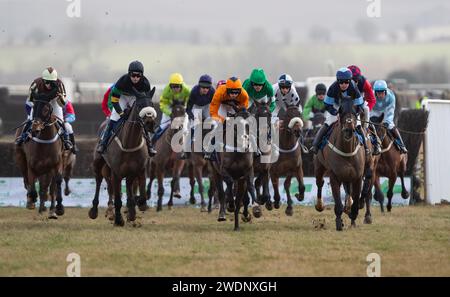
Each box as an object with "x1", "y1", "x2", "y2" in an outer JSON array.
[
  {"x1": 310, "y1": 123, "x2": 329, "y2": 155},
  {"x1": 15, "y1": 120, "x2": 32, "y2": 146},
  {"x1": 97, "y1": 120, "x2": 115, "y2": 154},
  {"x1": 143, "y1": 131, "x2": 157, "y2": 157},
  {"x1": 69, "y1": 133, "x2": 79, "y2": 155},
  {"x1": 368, "y1": 124, "x2": 381, "y2": 156},
  {"x1": 356, "y1": 125, "x2": 371, "y2": 156},
  {"x1": 57, "y1": 121, "x2": 73, "y2": 151},
  {"x1": 390, "y1": 127, "x2": 408, "y2": 154}
]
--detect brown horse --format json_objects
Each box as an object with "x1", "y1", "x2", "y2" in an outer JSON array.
[
  {"x1": 269, "y1": 105, "x2": 306, "y2": 216},
  {"x1": 208, "y1": 104, "x2": 253, "y2": 231},
  {"x1": 147, "y1": 99, "x2": 188, "y2": 211},
  {"x1": 89, "y1": 88, "x2": 156, "y2": 226},
  {"x1": 314, "y1": 97, "x2": 366, "y2": 230},
  {"x1": 185, "y1": 122, "x2": 218, "y2": 213},
  {"x1": 14, "y1": 99, "x2": 65, "y2": 218},
  {"x1": 371, "y1": 115, "x2": 409, "y2": 212}
]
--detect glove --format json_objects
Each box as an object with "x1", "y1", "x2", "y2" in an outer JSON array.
[{"x1": 383, "y1": 122, "x2": 389, "y2": 129}]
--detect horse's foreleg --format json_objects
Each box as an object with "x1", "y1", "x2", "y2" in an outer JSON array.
[
  {"x1": 112, "y1": 173, "x2": 124, "y2": 226},
  {"x1": 188, "y1": 163, "x2": 196, "y2": 205},
  {"x1": 295, "y1": 166, "x2": 306, "y2": 202},
  {"x1": 350, "y1": 179, "x2": 362, "y2": 227},
  {"x1": 126, "y1": 177, "x2": 136, "y2": 222},
  {"x1": 26, "y1": 168, "x2": 37, "y2": 210},
  {"x1": 268, "y1": 175, "x2": 279, "y2": 211},
  {"x1": 284, "y1": 175, "x2": 293, "y2": 216},
  {"x1": 89, "y1": 174, "x2": 102, "y2": 220},
  {"x1": 234, "y1": 178, "x2": 246, "y2": 231},
  {"x1": 331, "y1": 175, "x2": 344, "y2": 231},
  {"x1": 172, "y1": 160, "x2": 184, "y2": 199},
  {"x1": 156, "y1": 168, "x2": 164, "y2": 212},
  {"x1": 55, "y1": 172, "x2": 64, "y2": 216},
  {"x1": 224, "y1": 177, "x2": 235, "y2": 213},
  {"x1": 343, "y1": 182, "x2": 353, "y2": 216},
  {"x1": 386, "y1": 175, "x2": 396, "y2": 212},
  {"x1": 216, "y1": 174, "x2": 226, "y2": 222},
  {"x1": 314, "y1": 162, "x2": 326, "y2": 212},
  {"x1": 373, "y1": 175, "x2": 385, "y2": 213},
  {"x1": 399, "y1": 166, "x2": 410, "y2": 199},
  {"x1": 261, "y1": 170, "x2": 271, "y2": 205},
  {"x1": 194, "y1": 165, "x2": 207, "y2": 212},
  {"x1": 137, "y1": 171, "x2": 149, "y2": 211},
  {"x1": 38, "y1": 174, "x2": 51, "y2": 217}
]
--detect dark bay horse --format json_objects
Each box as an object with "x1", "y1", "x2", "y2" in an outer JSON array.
[
  {"x1": 314, "y1": 97, "x2": 366, "y2": 230},
  {"x1": 147, "y1": 99, "x2": 188, "y2": 211},
  {"x1": 89, "y1": 88, "x2": 156, "y2": 226},
  {"x1": 269, "y1": 105, "x2": 306, "y2": 216},
  {"x1": 62, "y1": 150, "x2": 76, "y2": 196},
  {"x1": 371, "y1": 115, "x2": 409, "y2": 212},
  {"x1": 14, "y1": 99, "x2": 65, "y2": 218},
  {"x1": 208, "y1": 103, "x2": 253, "y2": 231}
]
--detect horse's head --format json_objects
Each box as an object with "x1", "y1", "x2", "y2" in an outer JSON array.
[
  {"x1": 171, "y1": 99, "x2": 186, "y2": 119},
  {"x1": 31, "y1": 99, "x2": 53, "y2": 134},
  {"x1": 253, "y1": 99, "x2": 271, "y2": 139},
  {"x1": 370, "y1": 113, "x2": 387, "y2": 141},
  {"x1": 283, "y1": 105, "x2": 303, "y2": 138},
  {"x1": 131, "y1": 87, "x2": 157, "y2": 131},
  {"x1": 339, "y1": 96, "x2": 357, "y2": 141}
]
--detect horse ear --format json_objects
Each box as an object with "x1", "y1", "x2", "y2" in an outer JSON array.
[{"x1": 149, "y1": 87, "x2": 156, "y2": 99}]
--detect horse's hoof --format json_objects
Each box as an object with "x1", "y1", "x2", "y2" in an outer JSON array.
[
  {"x1": 387, "y1": 206, "x2": 392, "y2": 212},
  {"x1": 48, "y1": 212, "x2": 58, "y2": 220},
  {"x1": 274, "y1": 200, "x2": 280, "y2": 209},
  {"x1": 189, "y1": 197, "x2": 196, "y2": 205},
  {"x1": 252, "y1": 206, "x2": 262, "y2": 218},
  {"x1": 351, "y1": 220, "x2": 357, "y2": 228},
  {"x1": 88, "y1": 208, "x2": 98, "y2": 220},
  {"x1": 336, "y1": 219, "x2": 343, "y2": 231},
  {"x1": 138, "y1": 203, "x2": 149, "y2": 212},
  {"x1": 168, "y1": 205, "x2": 173, "y2": 211},
  {"x1": 265, "y1": 201, "x2": 273, "y2": 211},
  {"x1": 295, "y1": 193, "x2": 304, "y2": 202},
  {"x1": 234, "y1": 227, "x2": 240, "y2": 231},
  {"x1": 174, "y1": 192, "x2": 182, "y2": 199},
  {"x1": 55, "y1": 205, "x2": 65, "y2": 216},
  {"x1": 114, "y1": 216, "x2": 125, "y2": 227},
  {"x1": 227, "y1": 205, "x2": 235, "y2": 213},
  {"x1": 26, "y1": 202, "x2": 35, "y2": 210},
  {"x1": 364, "y1": 215, "x2": 372, "y2": 224},
  {"x1": 315, "y1": 201, "x2": 324, "y2": 212},
  {"x1": 200, "y1": 206, "x2": 208, "y2": 212},
  {"x1": 218, "y1": 216, "x2": 226, "y2": 222},
  {"x1": 156, "y1": 205, "x2": 162, "y2": 212},
  {"x1": 402, "y1": 191, "x2": 410, "y2": 199},
  {"x1": 285, "y1": 207, "x2": 293, "y2": 216},
  {"x1": 64, "y1": 188, "x2": 71, "y2": 196},
  {"x1": 241, "y1": 213, "x2": 252, "y2": 223}
]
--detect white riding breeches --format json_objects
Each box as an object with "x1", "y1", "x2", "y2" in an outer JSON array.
[
  {"x1": 110, "y1": 95, "x2": 136, "y2": 121},
  {"x1": 64, "y1": 122, "x2": 74, "y2": 134}
]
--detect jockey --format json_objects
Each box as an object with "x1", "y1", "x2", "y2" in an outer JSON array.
[
  {"x1": 96, "y1": 60, "x2": 157, "y2": 156},
  {"x1": 204, "y1": 76, "x2": 249, "y2": 160},
  {"x1": 371, "y1": 80, "x2": 408, "y2": 154},
  {"x1": 63, "y1": 101, "x2": 79, "y2": 154},
  {"x1": 303, "y1": 83, "x2": 326, "y2": 130},
  {"x1": 15, "y1": 67, "x2": 73, "y2": 150},
  {"x1": 310, "y1": 67, "x2": 371, "y2": 156},
  {"x1": 243, "y1": 68, "x2": 275, "y2": 114},
  {"x1": 348, "y1": 65, "x2": 381, "y2": 154},
  {"x1": 152, "y1": 72, "x2": 191, "y2": 159},
  {"x1": 187, "y1": 74, "x2": 215, "y2": 151},
  {"x1": 272, "y1": 73, "x2": 302, "y2": 117}
]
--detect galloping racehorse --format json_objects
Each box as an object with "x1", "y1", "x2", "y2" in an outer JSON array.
[
  {"x1": 314, "y1": 97, "x2": 366, "y2": 230},
  {"x1": 147, "y1": 99, "x2": 188, "y2": 211},
  {"x1": 208, "y1": 102, "x2": 253, "y2": 231},
  {"x1": 89, "y1": 88, "x2": 157, "y2": 226},
  {"x1": 15, "y1": 98, "x2": 65, "y2": 218},
  {"x1": 269, "y1": 105, "x2": 306, "y2": 216},
  {"x1": 371, "y1": 114, "x2": 409, "y2": 212}
]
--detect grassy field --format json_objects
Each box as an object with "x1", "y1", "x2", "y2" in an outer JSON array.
[{"x1": 0, "y1": 205, "x2": 449, "y2": 276}]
